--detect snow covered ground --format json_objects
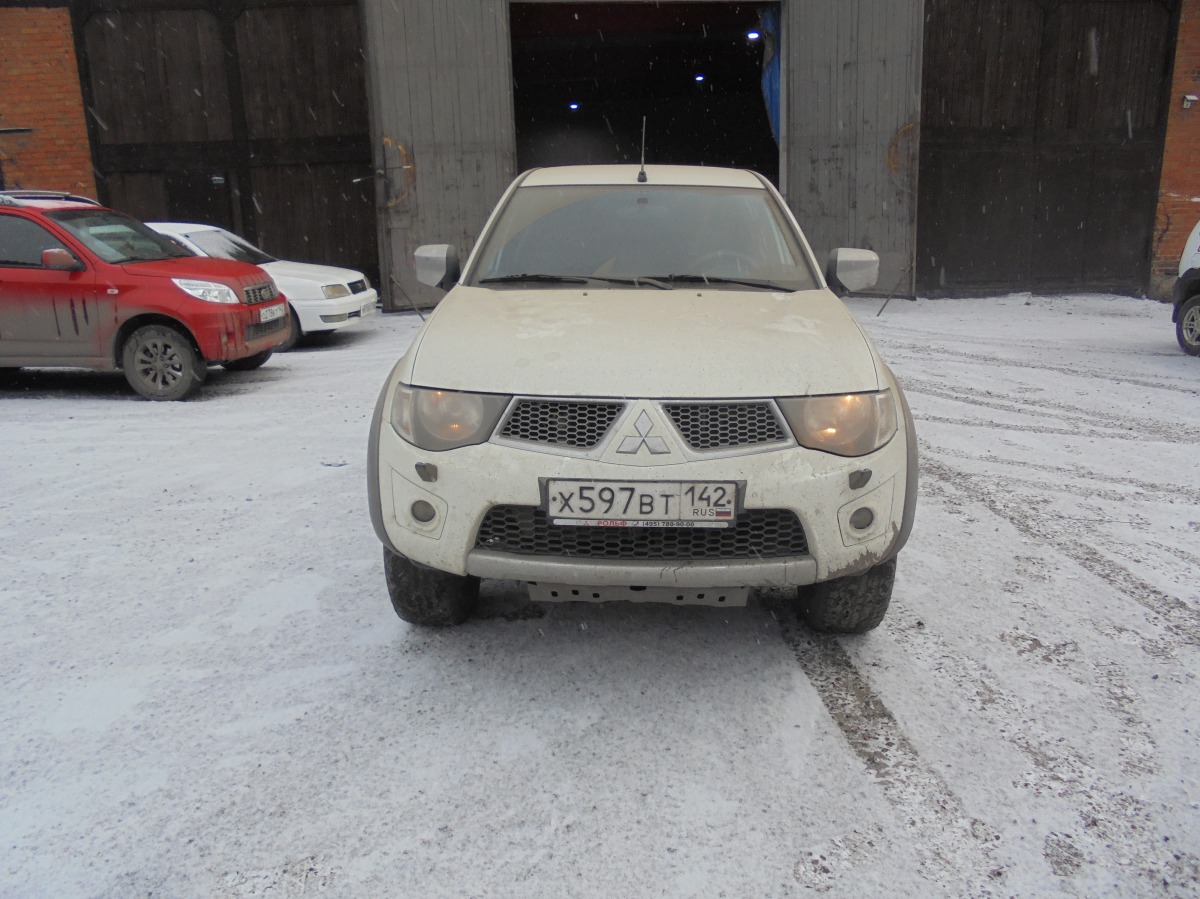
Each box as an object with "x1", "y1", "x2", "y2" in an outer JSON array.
[{"x1": 1, "y1": 294, "x2": 1198, "y2": 898}]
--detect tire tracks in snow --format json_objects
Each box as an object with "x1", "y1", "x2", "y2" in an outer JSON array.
[
  {"x1": 923, "y1": 446, "x2": 1200, "y2": 509},
  {"x1": 900, "y1": 377, "x2": 1200, "y2": 446},
  {"x1": 766, "y1": 603, "x2": 1006, "y2": 895},
  {"x1": 885, "y1": 598, "x2": 1200, "y2": 893},
  {"x1": 882, "y1": 343, "x2": 1200, "y2": 399},
  {"x1": 911, "y1": 454, "x2": 1200, "y2": 892},
  {"x1": 923, "y1": 456, "x2": 1200, "y2": 647}
]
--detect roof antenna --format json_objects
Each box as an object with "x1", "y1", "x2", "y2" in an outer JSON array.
[{"x1": 637, "y1": 117, "x2": 648, "y2": 183}]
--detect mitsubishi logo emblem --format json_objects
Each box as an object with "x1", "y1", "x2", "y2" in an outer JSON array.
[{"x1": 617, "y1": 411, "x2": 671, "y2": 455}]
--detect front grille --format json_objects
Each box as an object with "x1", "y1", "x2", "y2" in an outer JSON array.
[
  {"x1": 348, "y1": 279, "x2": 367, "y2": 294},
  {"x1": 243, "y1": 282, "x2": 279, "y2": 304},
  {"x1": 246, "y1": 316, "x2": 287, "y2": 340},
  {"x1": 475, "y1": 506, "x2": 808, "y2": 560},
  {"x1": 499, "y1": 400, "x2": 625, "y2": 449},
  {"x1": 663, "y1": 402, "x2": 788, "y2": 450}
]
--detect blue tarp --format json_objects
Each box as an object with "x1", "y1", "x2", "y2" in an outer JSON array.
[{"x1": 760, "y1": 8, "x2": 780, "y2": 144}]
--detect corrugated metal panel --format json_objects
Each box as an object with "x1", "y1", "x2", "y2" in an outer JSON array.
[
  {"x1": 782, "y1": 0, "x2": 923, "y2": 296},
  {"x1": 363, "y1": 0, "x2": 516, "y2": 309}
]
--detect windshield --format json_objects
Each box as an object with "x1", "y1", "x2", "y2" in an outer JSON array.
[
  {"x1": 186, "y1": 229, "x2": 275, "y2": 265},
  {"x1": 46, "y1": 209, "x2": 193, "y2": 264},
  {"x1": 468, "y1": 184, "x2": 820, "y2": 291}
]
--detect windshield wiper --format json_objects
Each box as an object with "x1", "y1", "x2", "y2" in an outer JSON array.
[
  {"x1": 479, "y1": 274, "x2": 590, "y2": 285},
  {"x1": 643, "y1": 274, "x2": 793, "y2": 291},
  {"x1": 586, "y1": 275, "x2": 671, "y2": 290},
  {"x1": 479, "y1": 273, "x2": 670, "y2": 289}
]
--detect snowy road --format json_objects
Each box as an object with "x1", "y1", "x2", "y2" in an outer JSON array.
[{"x1": 2, "y1": 295, "x2": 1198, "y2": 897}]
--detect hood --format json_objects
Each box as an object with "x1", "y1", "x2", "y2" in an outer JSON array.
[
  {"x1": 406, "y1": 286, "x2": 881, "y2": 398},
  {"x1": 121, "y1": 256, "x2": 271, "y2": 284},
  {"x1": 263, "y1": 260, "x2": 365, "y2": 290}
]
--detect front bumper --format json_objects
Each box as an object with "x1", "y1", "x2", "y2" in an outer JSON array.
[
  {"x1": 369, "y1": 387, "x2": 915, "y2": 588},
  {"x1": 293, "y1": 289, "x2": 379, "y2": 334},
  {"x1": 191, "y1": 300, "x2": 289, "y2": 362},
  {"x1": 1174, "y1": 268, "x2": 1200, "y2": 310}
]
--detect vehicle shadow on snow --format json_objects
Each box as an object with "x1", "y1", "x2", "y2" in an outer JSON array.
[
  {"x1": 0, "y1": 364, "x2": 288, "y2": 402},
  {"x1": 0, "y1": 368, "x2": 136, "y2": 400},
  {"x1": 193, "y1": 366, "x2": 288, "y2": 398},
  {"x1": 380, "y1": 581, "x2": 824, "y2": 738},
  {"x1": 468, "y1": 580, "x2": 809, "y2": 625},
  {"x1": 287, "y1": 327, "x2": 375, "y2": 354}
]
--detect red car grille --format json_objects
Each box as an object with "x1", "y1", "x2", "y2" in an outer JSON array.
[{"x1": 243, "y1": 282, "x2": 279, "y2": 304}]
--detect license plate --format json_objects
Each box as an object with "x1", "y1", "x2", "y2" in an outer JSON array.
[
  {"x1": 546, "y1": 479, "x2": 738, "y2": 528},
  {"x1": 259, "y1": 303, "x2": 286, "y2": 323}
]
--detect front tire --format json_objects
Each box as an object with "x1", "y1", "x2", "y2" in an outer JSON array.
[
  {"x1": 1177, "y1": 296, "x2": 1200, "y2": 356},
  {"x1": 122, "y1": 324, "x2": 206, "y2": 401},
  {"x1": 383, "y1": 547, "x2": 479, "y2": 626},
  {"x1": 799, "y1": 559, "x2": 896, "y2": 634},
  {"x1": 222, "y1": 349, "x2": 273, "y2": 371},
  {"x1": 275, "y1": 307, "x2": 301, "y2": 352}
]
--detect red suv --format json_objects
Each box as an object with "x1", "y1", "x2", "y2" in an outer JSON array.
[{"x1": 0, "y1": 191, "x2": 289, "y2": 400}]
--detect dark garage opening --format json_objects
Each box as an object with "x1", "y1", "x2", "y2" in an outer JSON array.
[{"x1": 510, "y1": 2, "x2": 780, "y2": 184}]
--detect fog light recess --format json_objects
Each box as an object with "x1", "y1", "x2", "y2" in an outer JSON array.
[
  {"x1": 849, "y1": 507, "x2": 874, "y2": 530},
  {"x1": 410, "y1": 500, "x2": 437, "y2": 523}
]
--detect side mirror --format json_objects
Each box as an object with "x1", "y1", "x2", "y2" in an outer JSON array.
[
  {"x1": 42, "y1": 248, "x2": 83, "y2": 271},
  {"x1": 414, "y1": 244, "x2": 460, "y2": 290},
  {"x1": 826, "y1": 248, "x2": 879, "y2": 294}
]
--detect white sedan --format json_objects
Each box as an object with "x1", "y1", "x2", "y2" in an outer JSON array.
[
  {"x1": 148, "y1": 222, "x2": 377, "y2": 350},
  {"x1": 367, "y1": 165, "x2": 918, "y2": 632}
]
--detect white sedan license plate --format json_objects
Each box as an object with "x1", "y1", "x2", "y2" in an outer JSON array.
[
  {"x1": 259, "y1": 303, "x2": 286, "y2": 323},
  {"x1": 546, "y1": 479, "x2": 738, "y2": 528}
]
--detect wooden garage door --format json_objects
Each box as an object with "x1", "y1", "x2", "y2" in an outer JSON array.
[
  {"x1": 918, "y1": 0, "x2": 1176, "y2": 294},
  {"x1": 78, "y1": 1, "x2": 377, "y2": 282}
]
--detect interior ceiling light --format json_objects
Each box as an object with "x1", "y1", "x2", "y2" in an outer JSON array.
[
  {"x1": 694, "y1": 74, "x2": 705, "y2": 82},
  {"x1": 747, "y1": 30, "x2": 761, "y2": 40},
  {"x1": 569, "y1": 102, "x2": 579, "y2": 110}
]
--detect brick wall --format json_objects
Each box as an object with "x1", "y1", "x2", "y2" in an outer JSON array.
[
  {"x1": 1152, "y1": 0, "x2": 1200, "y2": 298},
  {"x1": 0, "y1": 7, "x2": 96, "y2": 197}
]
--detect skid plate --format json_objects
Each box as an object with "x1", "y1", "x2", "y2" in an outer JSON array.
[{"x1": 526, "y1": 583, "x2": 749, "y2": 607}]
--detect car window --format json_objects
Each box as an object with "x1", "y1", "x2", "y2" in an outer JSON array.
[
  {"x1": 0, "y1": 214, "x2": 71, "y2": 267},
  {"x1": 45, "y1": 209, "x2": 192, "y2": 264},
  {"x1": 186, "y1": 229, "x2": 275, "y2": 265},
  {"x1": 468, "y1": 184, "x2": 820, "y2": 290}
]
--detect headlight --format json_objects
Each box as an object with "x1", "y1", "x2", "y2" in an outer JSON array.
[
  {"x1": 390, "y1": 383, "x2": 510, "y2": 451},
  {"x1": 172, "y1": 278, "x2": 239, "y2": 304},
  {"x1": 322, "y1": 284, "x2": 351, "y2": 299},
  {"x1": 778, "y1": 389, "x2": 897, "y2": 457}
]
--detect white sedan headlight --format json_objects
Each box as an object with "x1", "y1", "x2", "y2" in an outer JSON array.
[
  {"x1": 172, "y1": 278, "x2": 239, "y2": 304},
  {"x1": 322, "y1": 284, "x2": 351, "y2": 299},
  {"x1": 778, "y1": 389, "x2": 897, "y2": 457},
  {"x1": 391, "y1": 383, "x2": 510, "y2": 451}
]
